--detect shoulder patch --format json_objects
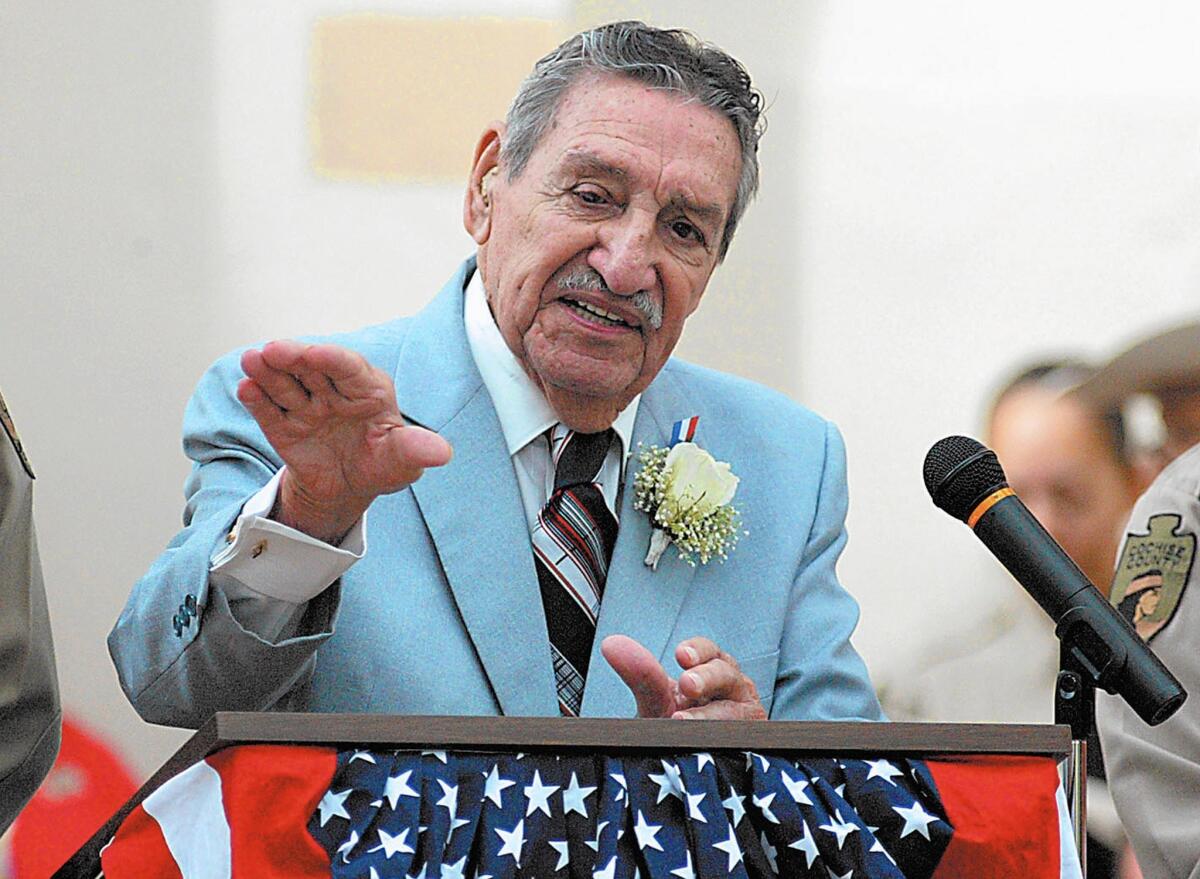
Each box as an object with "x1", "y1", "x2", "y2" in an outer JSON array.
[
  {"x1": 1110, "y1": 513, "x2": 1195, "y2": 640},
  {"x1": 0, "y1": 388, "x2": 34, "y2": 479}
]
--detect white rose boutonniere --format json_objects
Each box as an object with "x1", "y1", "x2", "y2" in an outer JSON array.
[{"x1": 633, "y1": 441, "x2": 743, "y2": 569}]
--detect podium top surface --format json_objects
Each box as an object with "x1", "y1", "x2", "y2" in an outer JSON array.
[{"x1": 194, "y1": 712, "x2": 1071, "y2": 758}]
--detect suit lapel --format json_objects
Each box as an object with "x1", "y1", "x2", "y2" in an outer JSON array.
[
  {"x1": 399, "y1": 260, "x2": 557, "y2": 717},
  {"x1": 582, "y1": 369, "x2": 699, "y2": 716}
]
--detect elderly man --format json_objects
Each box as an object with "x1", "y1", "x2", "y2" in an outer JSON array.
[{"x1": 110, "y1": 21, "x2": 881, "y2": 727}]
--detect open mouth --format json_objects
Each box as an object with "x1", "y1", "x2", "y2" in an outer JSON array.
[{"x1": 561, "y1": 297, "x2": 634, "y2": 329}]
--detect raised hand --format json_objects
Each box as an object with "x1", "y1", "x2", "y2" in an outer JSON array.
[
  {"x1": 237, "y1": 340, "x2": 453, "y2": 543},
  {"x1": 600, "y1": 634, "x2": 767, "y2": 720}
]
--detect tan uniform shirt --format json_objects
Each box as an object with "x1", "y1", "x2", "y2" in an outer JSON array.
[
  {"x1": 0, "y1": 392, "x2": 60, "y2": 832},
  {"x1": 1097, "y1": 441, "x2": 1200, "y2": 879}
]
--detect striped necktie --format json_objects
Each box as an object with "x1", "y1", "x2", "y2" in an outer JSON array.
[{"x1": 531, "y1": 425, "x2": 618, "y2": 716}]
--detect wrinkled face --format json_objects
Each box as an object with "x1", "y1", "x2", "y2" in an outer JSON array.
[
  {"x1": 471, "y1": 73, "x2": 742, "y2": 430},
  {"x1": 988, "y1": 387, "x2": 1138, "y2": 593}
]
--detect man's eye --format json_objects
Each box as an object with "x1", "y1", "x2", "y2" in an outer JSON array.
[
  {"x1": 575, "y1": 188, "x2": 607, "y2": 205},
  {"x1": 670, "y1": 220, "x2": 704, "y2": 244}
]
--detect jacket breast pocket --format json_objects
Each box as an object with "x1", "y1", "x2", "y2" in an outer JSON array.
[{"x1": 735, "y1": 649, "x2": 780, "y2": 714}]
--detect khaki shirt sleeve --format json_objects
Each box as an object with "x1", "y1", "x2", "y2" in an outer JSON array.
[
  {"x1": 0, "y1": 399, "x2": 61, "y2": 833},
  {"x1": 1096, "y1": 443, "x2": 1200, "y2": 879}
]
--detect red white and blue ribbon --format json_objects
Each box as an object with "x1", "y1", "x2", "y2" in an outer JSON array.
[{"x1": 669, "y1": 416, "x2": 699, "y2": 447}]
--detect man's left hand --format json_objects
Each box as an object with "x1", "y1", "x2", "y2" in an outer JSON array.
[{"x1": 600, "y1": 634, "x2": 767, "y2": 720}]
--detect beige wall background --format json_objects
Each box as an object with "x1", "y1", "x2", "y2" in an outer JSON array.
[{"x1": 3, "y1": 0, "x2": 1199, "y2": 778}]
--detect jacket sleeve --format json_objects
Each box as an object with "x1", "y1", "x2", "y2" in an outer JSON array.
[
  {"x1": 0, "y1": 419, "x2": 61, "y2": 832},
  {"x1": 770, "y1": 420, "x2": 884, "y2": 722},
  {"x1": 108, "y1": 351, "x2": 343, "y2": 728}
]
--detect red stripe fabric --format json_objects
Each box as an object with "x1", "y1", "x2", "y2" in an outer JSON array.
[
  {"x1": 99, "y1": 803, "x2": 185, "y2": 879},
  {"x1": 929, "y1": 755, "x2": 1061, "y2": 879},
  {"x1": 213, "y1": 744, "x2": 337, "y2": 879}
]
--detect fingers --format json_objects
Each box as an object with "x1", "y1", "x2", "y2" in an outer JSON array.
[
  {"x1": 601, "y1": 635, "x2": 678, "y2": 718},
  {"x1": 673, "y1": 637, "x2": 767, "y2": 721},
  {"x1": 386, "y1": 424, "x2": 453, "y2": 470},
  {"x1": 672, "y1": 698, "x2": 767, "y2": 721},
  {"x1": 241, "y1": 347, "x2": 315, "y2": 413},
  {"x1": 243, "y1": 342, "x2": 390, "y2": 414}
]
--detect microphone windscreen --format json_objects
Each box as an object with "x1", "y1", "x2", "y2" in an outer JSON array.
[{"x1": 923, "y1": 435, "x2": 1008, "y2": 522}]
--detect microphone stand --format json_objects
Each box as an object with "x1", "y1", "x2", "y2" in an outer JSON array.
[{"x1": 1055, "y1": 643, "x2": 1094, "y2": 877}]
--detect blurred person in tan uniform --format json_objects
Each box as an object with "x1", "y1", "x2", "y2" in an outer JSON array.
[
  {"x1": 0, "y1": 389, "x2": 60, "y2": 833},
  {"x1": 883, "y1": 361, "x2": 1145, "y2": 877},
  {"x1": 1069, "y1": 320, "x2": 1200, "y2": 482},
  {"x1": 1097, "y1": 442, "x2": 1200, "y2": 879},
  {"x1": 1086, "y1": 321, "x2": 1200, "y2": 879}
]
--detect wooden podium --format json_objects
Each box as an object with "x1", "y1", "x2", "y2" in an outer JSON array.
[{"x1": 54, "y1": 714, "x2": 1072, "y2": 878}]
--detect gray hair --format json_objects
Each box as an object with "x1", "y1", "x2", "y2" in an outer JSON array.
[{"x1": 502, "y1": 20, "x2": 765, "y2": 260}]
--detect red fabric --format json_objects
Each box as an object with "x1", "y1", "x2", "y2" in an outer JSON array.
[
  {"x1": 211, "y1": 745, "x2": 335, "y2": 879},
  {"x1": 100, "y1": 744, "x2": 336, "y2": 879},
  {"x1": 929, "y1": 755, "x2": 1061, "y2": 879},
  {"x1": 9, "y1": 714, "x2": 139, "y2": 877},
  {"x1": 99, "y1": 804, "x2": 185, "y2": 879}
]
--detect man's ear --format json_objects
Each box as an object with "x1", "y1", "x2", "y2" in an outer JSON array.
[{"x1": 463, "y1": 123, "x2": 504, "y2": 245}]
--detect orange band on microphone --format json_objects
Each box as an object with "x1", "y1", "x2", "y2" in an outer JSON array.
[{"x1": 967, "y1": 487, "x2": 1014, "y2": 528}]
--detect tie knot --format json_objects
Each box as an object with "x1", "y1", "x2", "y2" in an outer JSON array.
[{"x1": 550, "y1": 425, "x2": 613, "y2": 491}]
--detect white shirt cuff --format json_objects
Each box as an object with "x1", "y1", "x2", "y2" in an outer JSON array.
[{"x1": 210, "y1": 468, "x2": 367, "y2": 605}]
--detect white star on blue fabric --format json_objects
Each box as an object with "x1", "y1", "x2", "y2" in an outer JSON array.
[
  {"x1": 441, "y1": 856, "x2": 468, "y2": 879},
  {"x1": 894, "y1": 800, "x2": 939, "y2": 840},
  {"x1": 548, "y1": 839, "x2": 571, "y2": 870},
  {"x1": 825, "y1": 867, "x2": 853, "y2": 879},
  {"x1": 483, "y1": 765, "x2": 515, "y2": 808},
  {"x1": 819, "y1": 810, "x2": 859, "y2": 850},
  {"x1": 722, "y1": 790, "x2": 747, "y2": 827},
  {"x1": 349, "y1": 749, "x2": 377, "y2": 764},
  {"x1": 634, "y1": 810, "x2": 664, "y2": 852},
  {"x1": 781, "y1": 770, "x2": 813, "y2": 806},
  {"x1": 695, "y1": 752, "x2": 714, "y2": 772},
  {"x1": 863, "y1": 759, "x2": 904, "y2": 786},
  {"x1": 713, "y1": 822, "x2": 744, "y2": 871},
  {"x1": 368, "y1": 827, "x2": 415, "y2": 859},
  {"x1": 788, "y1": 820, "x2": 820, "y2": 869},
  {"x1": 562, "y1": 771, "x2": 596, "y2": 817},
  {"x1": 670, "y1": 851, "x2": 696, "y2": 879},
  {"x1": 336, "y1": 829, "x2": 359, "y2": 862},
  {"x1": 593, "y1": 855, "x2": 618, "y2": 879},
  {"x1": 610, "y1": 772, "x2": 628, "y2": 802},
  {"x1": 869, "y1": 828, "x2": 897, "y2": 866},
  {"x1": 760, "y1": 831, "x2": 779, "y2": 875},
  {"x1": 495, "y1": 819, "x2": 526, "y2": 863},
  {"x1": 436, "y1": 779, "x2": 459, "y2": 815},
  {"x1": 385, "y1": 770, "x2": 420, "y2": 809},
  {"x1": 525, "y1": 770, "x2": 560, "y2": 817},
  {"x1": 752, "y1": 791, "x2": 780, "y2": 824},
  {"x1": 686, "y1": 790, "x2": 708, "y2": 823},
  {"x1": 317, "y1": 788, "x2": 352, "y2": 826},
  {"x1": 649, "y1": 760, "x2": 685, "y2": 803},
  {"x1": 421, "y1": 750, "x2": 448, "y2": 763},
  {"x1": 585, "y1": 820, "x2": 610, "y2": 852}
]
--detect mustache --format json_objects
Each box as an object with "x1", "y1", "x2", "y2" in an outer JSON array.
[{"x1": 556, "y1": 269, "x2": 663, "y2": 330}]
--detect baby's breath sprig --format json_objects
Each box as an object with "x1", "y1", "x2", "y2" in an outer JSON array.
[{"x1": 633, "y1": 442, "x2": 742, "y2": 569}]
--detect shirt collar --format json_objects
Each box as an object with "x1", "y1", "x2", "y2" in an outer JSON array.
[{"x1": 464, "y1": 267, "x2": 640, "y2": 460}]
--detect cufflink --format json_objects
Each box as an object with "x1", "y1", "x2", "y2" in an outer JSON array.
[
  {"x1": 172, "y1": 613, "x2": 184, "y2": 637},
  {"x1": 184, "y1": 594, "x2": 198, "y2": 615},
  {"x1": 251, "y1": 539, "x2": 267, "y2": 559}
]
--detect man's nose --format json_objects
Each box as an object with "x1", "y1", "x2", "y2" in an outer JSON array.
[{"x1": 587, "y1": 211, "x2": 658, "y2": 296}]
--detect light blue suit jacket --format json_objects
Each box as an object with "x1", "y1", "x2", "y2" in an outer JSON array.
[{"x1": 109, "y1": 259, "x2": 882, "y2": 728}]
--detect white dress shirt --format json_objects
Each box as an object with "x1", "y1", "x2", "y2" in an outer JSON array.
[{"x1": 209, "y1": 269, "x2": 639, "y2": 641}]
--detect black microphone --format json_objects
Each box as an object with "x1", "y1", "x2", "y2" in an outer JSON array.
[{"x1": 923, "y1": 435, "x2": 1186, "y2": 727}]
